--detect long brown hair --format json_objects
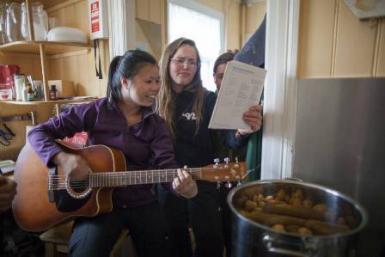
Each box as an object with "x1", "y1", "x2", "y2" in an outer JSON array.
[{"x1": 156, "y1": 37, "x2": 206, "y2": 135}]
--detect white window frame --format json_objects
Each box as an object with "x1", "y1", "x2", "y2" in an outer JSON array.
[
  {"x1": 108, "y1": 0, "x2": 136, "y2": 58},
  {"x1": 168, "y1": 0, "x2": 225, "y2": 52},
  {"x1": 262, "y1": 0, "x2": 300, "y2": 179}
]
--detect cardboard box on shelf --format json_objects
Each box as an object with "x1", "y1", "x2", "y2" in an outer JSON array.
[{"x1": 48, "y1": 80, "x2": 75, "y2": 98}]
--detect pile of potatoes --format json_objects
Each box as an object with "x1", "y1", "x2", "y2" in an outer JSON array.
[{"x1": 235, "y1": 186, "x2": 356, "y2": 236}]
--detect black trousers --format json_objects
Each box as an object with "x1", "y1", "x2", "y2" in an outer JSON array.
[
  {"x1": 158, "y1": 182, "x2": 224, "y2": 257},
  {"x1": 69, "y1": 201, "x2": 173, "y2": 257}
]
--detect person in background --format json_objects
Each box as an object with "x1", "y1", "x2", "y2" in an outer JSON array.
[
  {"x1": 0, "y1": 174, "x2": 17, "y2": 253},
  {"x1": 213, "y1": 50, "x2": 262, "y2": 257},
  {"x1": 27, "y1": 49, "x2": 197, "y2": 257},
  {"x1": 213, "y1": 50, "x2": 238, "y2": 92},
  {"x1": 156, "y1": 37, "x2": 263, "y2": 257},
  {"x1": 212, "y1": 50, "x2": 246, "y2": 161},
  {"x1": 0, "y1": 175, "x2": 16, "y2": 213}
]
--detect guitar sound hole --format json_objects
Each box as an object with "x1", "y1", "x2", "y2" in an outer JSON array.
[{"x1": 69, "y1": 180, "x2": 89, "y2": 193}]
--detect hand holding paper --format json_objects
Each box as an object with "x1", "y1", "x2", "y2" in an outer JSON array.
[{"x1": 209, "y1": 60, "x2": 266, "y2": 130}]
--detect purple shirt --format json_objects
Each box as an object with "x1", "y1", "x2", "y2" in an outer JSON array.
[{"x1": 28, "y1": 98, "x2": 178, "y2": 208}]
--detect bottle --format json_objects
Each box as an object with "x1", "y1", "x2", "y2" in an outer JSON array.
[
  {"x1": 49, "y1": 85, "x2": 57, "y2": 100},
  {"x1": 14, "y1": 74, "x2": 25, "y2": 101},
  {"x1": 24, "y1": 80, "x2": 35, "y2": 101},
  {"x1": 26, "y1": 82, "x2": 34, "y2": 101}
]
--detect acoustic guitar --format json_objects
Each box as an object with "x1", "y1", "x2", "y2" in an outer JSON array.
[{"x1": 12, "y1": 141, "x2": 246, "y2": 232}]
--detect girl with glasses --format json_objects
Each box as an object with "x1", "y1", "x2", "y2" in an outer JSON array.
[{"x1": 156, "y1": 38, "x2": 263, "y2": 257}]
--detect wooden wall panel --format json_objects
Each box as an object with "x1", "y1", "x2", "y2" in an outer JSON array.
[
  {"x1": 224, "y1": 0, "x2": 241, "y2": 50},
  {"x1": 47, "y1": 0, "x2": 108, "y2": 97},
  {"x1": 298, "y1": 0, "x2": 336, "y2": 78},
  {"x1": 0, "y1": 101, "x2": 57, "y2": 160},
  {"x1": 149, "y1": 0, "x2": 162, "y2": 24},
  {"x1": 136, "y1": 0, "x2": 150, "y2": 21},
  {"x1": 334, "y1": 0, "x2": 377, "y2": 77},
  {"x1": 74, "y1": 0, "x2": 89, "y2": 33},
  {"x1": 375, "y1": 19, "x2": 385, "y2": 76},
  {"x1": 298, "y1": 0, "x2": 385, "y2": 78},
  {"x1": 47, "y1": 49, "x2": 108, "y2": 98},
  {"x1": 245, "y1": 2, "x2": 266, "y2": 42},
  {"x1": 0, "y1": 54, "x2": 42, "y2": 80}
]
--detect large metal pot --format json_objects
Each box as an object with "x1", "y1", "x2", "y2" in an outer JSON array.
[{"x1": 227, "y1": 179, "x2": 367, "y2": 257}]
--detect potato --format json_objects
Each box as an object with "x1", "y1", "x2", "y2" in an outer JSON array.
[
  {"x1": 303, "y1": 199, "x2": 313, "y2": 209},
  {"x1": 271, "y1": 224, "x2": 286, "y2": 233},
  {"x1": 275, "y1": 189, "x2": 287, "y2": 201},
  {"x1": 289, "y1": 197, "x2": 302, "y2": 207},
  {"x1": 286, "y1": 225, "x2": 300, "y2": 233},
  {"x1": 298, "y1": 227, "x2": 313, "y2": 236},
  {"x1": 313, "y1": 203, "x2": 327, "y2": 213},
  {"x1": 292, "y1": 189, "x2": 304, "y2": 200},
  {"x1": 244, "y1": 200, "x2": 258, "y2": 211},
  {"x1": 234, "y1": 195, "x2": 248, "y2": 207}
]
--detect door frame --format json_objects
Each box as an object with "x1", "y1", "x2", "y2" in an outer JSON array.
[
  {"x1": 108, "y1": 0, "x2": 136, "y2": 58},
  {"x1": 261, "y1": 0, "x2": 300, "y2": 179}
]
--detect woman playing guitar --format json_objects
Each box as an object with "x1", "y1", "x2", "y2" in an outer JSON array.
[{"x1": 26, "y1": 50, "x2": 197, "y2": 257}]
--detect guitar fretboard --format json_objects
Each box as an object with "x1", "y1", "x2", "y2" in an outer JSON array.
[{"x1": 88, "y1": 168, "x2": 202, "y2": 187}]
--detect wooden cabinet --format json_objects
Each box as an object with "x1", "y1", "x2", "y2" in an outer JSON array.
[
  {"x1": 135, "y1": 0, "x2": 163, "y2": 24},
  {"x1": 134, "y1": 0, "x2": 166, "y2": 60},
  {"x1": 0, "y1": 0, "x2": 107, "y2": 160},
  {"x1": 0, "y1": 97, "x2": 96, "y2": 160},
  {"x1": 0, "y1": 0, "x2": 91, "y2": 101}
]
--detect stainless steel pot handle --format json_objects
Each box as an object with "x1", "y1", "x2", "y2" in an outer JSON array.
[{"x1": 263, "y1": 234, "x2": 310, "y2": 257}]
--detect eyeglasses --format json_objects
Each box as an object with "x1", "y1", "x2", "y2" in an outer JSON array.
[{"x1": 171, "y1": 58, "x2": 197, "y2": 67}]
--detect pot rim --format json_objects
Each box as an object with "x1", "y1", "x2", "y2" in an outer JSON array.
[{"x1": 227, "y1": 179, "x2": 368, "y2": 239}]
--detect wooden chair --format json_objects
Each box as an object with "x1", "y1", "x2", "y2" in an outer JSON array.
[{"x1": 39, "y1": 221, "x2": 134, "y2": 257}]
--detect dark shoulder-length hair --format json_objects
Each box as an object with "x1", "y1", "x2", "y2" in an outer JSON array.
[
  {"x1": 213, "y1": 50, "x2": 238, "y2": 74},
  {"x1": 107, "y1": 49, "x2": 158, "y2": 106},
  {"x1": 156, "y1": 37, "x2": 206, "y2": 135}
]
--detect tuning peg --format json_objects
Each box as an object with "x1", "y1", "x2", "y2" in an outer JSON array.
[
  {"x1": 224, "y1": 157, "x2": 230, "y2": 164},
  {"x1": 237, "y1": 180, "x2": 242, "y2": 186},
  {"x1": 213, "y1": 158, "x2": 220, "y2": 168},
  {"x1": 234, "y1": 157, "x2": 239, "y2": 168},
  {"x1": 217, "y1": 181, "x2": 221, "y2": 189},
  {"x1": 225, "y1": 182, "x2": 232, "y2": 189}
]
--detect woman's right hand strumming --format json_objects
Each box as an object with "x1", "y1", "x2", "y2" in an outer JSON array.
[{"x1": 53, "y1": 152, "x2": 91, "y2": 181}]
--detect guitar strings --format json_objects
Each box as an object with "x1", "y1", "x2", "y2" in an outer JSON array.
[
  {"x1": 46, "y1": 167, "x2": 254, "y2": 191},
  {"x1": 47, "y1": 170, "x2": 198, "y2": 190}
]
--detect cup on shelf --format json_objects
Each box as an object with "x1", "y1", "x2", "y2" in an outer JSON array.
[{"x1": 0, "y1": 88, "x2": 12, "y2": 100}]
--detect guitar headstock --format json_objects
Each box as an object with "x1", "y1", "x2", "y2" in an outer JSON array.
[{"x1": 195, "y1": 161, "x2": 247, "y2": 182}]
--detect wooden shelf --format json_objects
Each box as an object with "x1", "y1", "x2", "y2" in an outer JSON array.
[
  {"x1": 13, "y1": 0, "x2": 66, "y2": 9},
  {"x1": 0, "y1": 41, "x2": 91, "y2": 55},
  {"x1": 1, "y1": 97, "x2": 98, "y2": 105}
]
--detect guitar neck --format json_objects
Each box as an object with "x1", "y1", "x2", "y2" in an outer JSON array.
[{"x1": 88, "y1": 168, "x2": 202, "y2": 187}]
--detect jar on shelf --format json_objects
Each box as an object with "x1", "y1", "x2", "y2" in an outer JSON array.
[
  {"x1": 14, "y1": 74, "x2": 25, "y2": 101},
  {"x1": 26, "y1": 83, "x2": 34, "y2": 101},
  {"x1": 6, "y1": 2, "x2": 23, "y2": 42},
  {"x1": 21, "y1": 2, "x2": 48, "y2": 41},
  {"x1": 49, "y1": 85, "x2": 57, "y2": 100},
  {"x1": 0, "y1": 2, "x2": 7, "y2": 44}
]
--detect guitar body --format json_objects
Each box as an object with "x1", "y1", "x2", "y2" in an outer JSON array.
[{"x1": 12, "y1": 142, "x2": 127, "y2": 232}]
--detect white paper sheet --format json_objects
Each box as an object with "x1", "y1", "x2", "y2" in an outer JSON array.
[{"x1": 208, "y1": 60, "x2": 266, "y2": 129}]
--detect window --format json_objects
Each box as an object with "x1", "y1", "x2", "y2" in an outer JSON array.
[{"x1": 168, "y1": 0, "x2": 224, "y2": 92}]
